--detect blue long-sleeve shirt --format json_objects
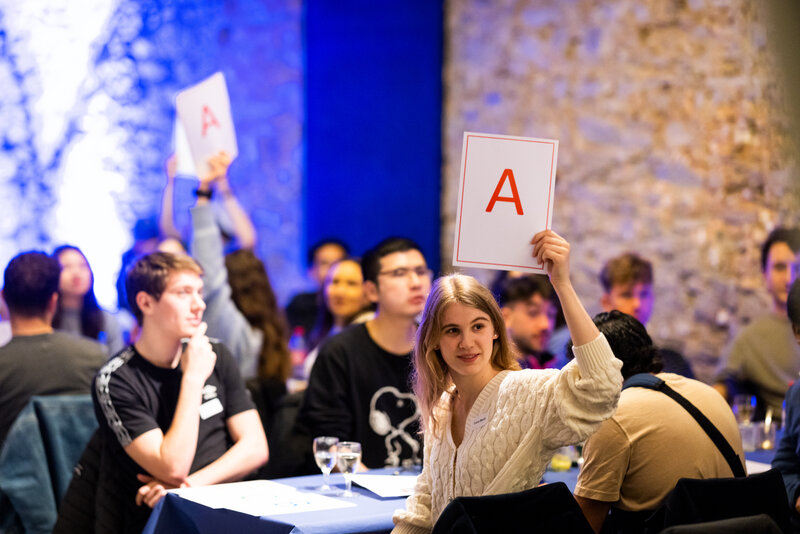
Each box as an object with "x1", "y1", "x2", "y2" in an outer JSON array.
[{"x1": 773, "y1": 381, "x2": 800, "y2": 519}]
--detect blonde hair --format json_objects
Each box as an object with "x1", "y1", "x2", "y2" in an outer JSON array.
[{"x1": 412, "y1": 274, "x2": 520, "y2": 434}]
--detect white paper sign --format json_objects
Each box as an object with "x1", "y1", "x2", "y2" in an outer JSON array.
[
  {"x1": 452, "y1": 132, "x2": 558, "y2": 273},
  {"x1": 172, "y1": 119, "x2": 197, "y2": 177},
  {"x1": 351, "y1": 474, "x2": 418, "y2": 498},
  {"x1": 175, "y1": 71, "x2": 238, "y2": 177},
  {"x1": 170, "y1": 480, "x2": 356, "y2": 517}
]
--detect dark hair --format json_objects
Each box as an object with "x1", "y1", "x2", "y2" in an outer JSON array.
[
  {"x1": 3, "y1": 251, "x2": 61, "y2": 317},
  {"x1": 307, "y1": 238, "x2": 350, "y2": 268},
  {"x1": 761, "y1": 227, "x2": 800, "y2": 272},
  {"x1": 308, "y1": 258, "x2": 374, "y2": 349},
  {"x1": 497, "y1": 274, "x2": 557, "y2": 307},
  {"x1": 52, "y1": 245, "x2": 104, "y2": 340},
  {"x1": 788, "y1": 279, "x2": 800, "y2": 331},
  {"x1": 599, "y1": 253, "x2": 653, "y2": 292},
  {"x1": 225, "y1": 249, "x2": 291, "y2": 382},
  {"x1": 126, "y1": 252, "x2": 203, "y2": 324},
  {"x1": 589, "y1": 310, "x2": 662, "y2": 380},
  {"x1": 361, "y1": 237, "x2": 424, "y2": 284}
]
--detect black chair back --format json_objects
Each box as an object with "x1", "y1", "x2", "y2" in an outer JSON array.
[
  {"x1": 432, "y1": 482, "x2": 593, "y2": 534},
  {"x1": 646, "y1": 469, "x2": 790, "y2": 534}
]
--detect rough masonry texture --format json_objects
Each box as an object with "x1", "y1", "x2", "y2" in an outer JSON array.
[{"x1": 442, "y1": 0, "x2": 799, "y2": 380}]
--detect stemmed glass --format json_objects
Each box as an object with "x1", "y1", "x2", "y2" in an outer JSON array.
[
  {"x1": 313, "y1": 436, "x2": 339, "y2": 491},
  {"x1": 336, "y1": 441, "x2": 362, "y2": 497},
  {"x1": 733, "y1": 394, "x2": 756, "y2": 424}
]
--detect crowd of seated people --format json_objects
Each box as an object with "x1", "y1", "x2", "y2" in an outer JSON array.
[{"x1": 3, "y1": 149, "x2": 800, "y2": 532}]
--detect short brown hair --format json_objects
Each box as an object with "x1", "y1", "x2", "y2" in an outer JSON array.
[
  {"x1": 599, "y1": 253, "x2": 653, "y2": 292},
  {"x1": 126, "y1": 252, "x2": 203, "y2": 324}
]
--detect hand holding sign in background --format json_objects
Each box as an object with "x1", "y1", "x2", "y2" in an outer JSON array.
[
  {"x1": 176, "y1": 72, "x2": 238, "y2": 177},
  {"x1": 452, "y1": 132, "x2": 559, "y2": 273}
]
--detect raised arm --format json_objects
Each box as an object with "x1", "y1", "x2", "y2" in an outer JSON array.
[
  {"x1": 215, "y1": 175, "x2": 257, "y2": 250},
  {"x1": 158, "y1": 155, "x2": 183, "y2": 241},
  {"x1": 191, "y1": 152, "x2": 259, "y2": 378},
  {"x1": 531, "y1": 229, "x2": 599, "y2": 346},
  {"x1": 200, "y1": 150, "x2": 256, "y2": 250}
]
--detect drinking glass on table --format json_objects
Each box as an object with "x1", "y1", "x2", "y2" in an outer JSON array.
[
  {"x1": 313, "y1": 436, "x2": 339, "y2": 491},
  {"x1": 336, "y1": 441, "x2": 362, "y2": 497},
  {"x1": 733, "y1": 394, "x2": 756, "y2": 424}
]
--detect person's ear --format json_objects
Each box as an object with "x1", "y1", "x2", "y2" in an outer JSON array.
[
  {"x1": 363, "y1": 280, "x2": 379, "y2": 304},
  {"x1": 45, "y1": 293, "x2": 59, "y2": 319},
  {"x1": 135, "y1": 291, "x2": 156, "y2": 318},
  {"x1": 600, "y1": 293, "x2": 613, "y2": 312},
  {"x1": 500, "y1": 306, "x2": 512, "y2": 325}
]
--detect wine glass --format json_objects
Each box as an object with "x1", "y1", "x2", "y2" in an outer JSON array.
[
  {"x1": 733, "y1": 394, "x2": 756, "y2": 424},
  {"x1": 313, "y1": 436, "x2": 339, "y2": 491},
  {"x1": 336, "y1": 441, "x2": 362, "y2": 497}
]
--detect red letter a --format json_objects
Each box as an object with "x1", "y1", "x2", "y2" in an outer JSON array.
[
  {"x1": 201, "y1": 105, "x2": 220, "y2": 137},
  {"x1": 485, "y1": 169, "x2": 524, "y2": 215}
]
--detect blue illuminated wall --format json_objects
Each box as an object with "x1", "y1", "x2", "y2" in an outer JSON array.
[
  {"x1": 0, "y1": 0, "x2": 443, "y2": 308},
  {"x1": 305, "y1": 1, "x2": 443, "y2": 269},
  {"x1": 0, "y1": 0, "x2": 304, "y2": 306}
]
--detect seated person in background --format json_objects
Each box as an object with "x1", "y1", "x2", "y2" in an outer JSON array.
[
  {"x1": 574, "y1": 310, "x2": 744, "y2": 534},
  {"x1": 93, "y1": 252, "x2": 267, "y2": 533},
  {"x1": 285, "y1": 238, "x2": 349, "y2": 336},
  {"x1": 392, "y1": 230, "x2": 622, "y2": 533},
  {"x1": 772, "y1": 279, "x2": 800, "y2": 528},
  {"x1": 715, "y1": 227, "x2": 800, "y2": 420},
  {"x1": 52, "y1": 245, "x2": 125, "y2": 355},
  {"x1": 600, "y1": 252, "x2": 693, "y2": 378},
  {"x1": 296, "y1": 237, "x2": 431, "y2": 470},
  {"x1": 304, "y1": 258, "x2": 375, "y2": 377},
  {"x1": 497, "y1": 274, "x2": 559, "y2": 369},
  {"x1": 0, "y1": 252, "x2": 106, "y2": 446}
]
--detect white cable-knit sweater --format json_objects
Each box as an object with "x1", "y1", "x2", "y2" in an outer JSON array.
[{"x1": 392, "y1": 334, "x2": 622, "y2": 534}]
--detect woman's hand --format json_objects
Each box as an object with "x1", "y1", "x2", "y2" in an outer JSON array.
[{"x1": 530, "y1": 229, "x2": 571, "y2": 290}]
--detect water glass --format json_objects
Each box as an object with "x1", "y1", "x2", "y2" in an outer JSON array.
[
  {"x1": 739, "y1": 422, "x2": 757, "y2": 452},
  {"x1": 313, "y1": 436, "x2": 339, "y2": 491},
  {"x1": 733, "y1": 394, "x2": 756, "y2": 424},
  {"x1": 336, "y1": 441, "x2": 362, "y2": 497}
]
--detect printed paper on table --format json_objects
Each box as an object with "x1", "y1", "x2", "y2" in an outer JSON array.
[{"x1": 452, "y1": 132, "x2": 558, "y2": 274}]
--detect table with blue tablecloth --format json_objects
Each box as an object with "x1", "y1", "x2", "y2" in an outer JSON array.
[
  {"x1": 143, "y1": 468, "x2": 414, "y2": 534},
  {"x1": 143, "y1": 445, "x2": 780, "y2": 534}
]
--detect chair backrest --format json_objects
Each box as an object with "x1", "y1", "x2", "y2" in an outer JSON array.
[
  {"x1": 660, "y1": 513, "x2": 783, "y2": 533},
  {"x1": 648, "y1": 469, "x2": 790, "y2": 533},
  {"x1": 258, "y1": 390, "x2": 313, "y2": 479},
  {"x1": 432, "y1": 482, "x2": 594, "y2": 534},
  {"x1": 0, "y1": 395, "x2": 97, "y2": 534}
]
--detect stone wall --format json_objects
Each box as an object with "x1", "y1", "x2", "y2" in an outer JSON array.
[{"x1": 442, "y1": 0, "x2": 799, "y2": 381}]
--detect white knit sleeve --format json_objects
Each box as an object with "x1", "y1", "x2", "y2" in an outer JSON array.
[
  {"x1": 392, "y1": 429, "x2": 435, "y2": 534},
  {"x1": 542, "y1": 333, "x2": 623, "y2": 449}
]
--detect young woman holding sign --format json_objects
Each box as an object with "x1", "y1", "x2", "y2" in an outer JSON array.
[{"x1": 391, "y1": 230, "x2": 623, "y2": 533}]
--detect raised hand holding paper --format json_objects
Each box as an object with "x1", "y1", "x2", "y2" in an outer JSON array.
[
  {"x1": 176, "y1": 71, "x2": 238, "y2": 176},
  {"x1": 452, "y1": 132, "x2": 558, "y2": 273}
]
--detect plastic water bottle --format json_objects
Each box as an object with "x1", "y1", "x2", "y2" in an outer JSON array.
[{"x1": 288, "y1": 327, "x2": 308, "y2": 380}]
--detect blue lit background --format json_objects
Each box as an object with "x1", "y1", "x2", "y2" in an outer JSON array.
[{"x1": 0, "y1": 0, "x2": 441, "y2": 308}]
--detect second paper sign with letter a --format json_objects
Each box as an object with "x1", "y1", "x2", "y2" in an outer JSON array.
[{"x1": 453, "y1": 132, "x2": 559, "y2": 274}]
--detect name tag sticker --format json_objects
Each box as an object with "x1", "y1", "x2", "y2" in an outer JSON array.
[
  {"x1": 472, "y1": 414, "x2": 488, "y2": 430},
  {"x1": 199, "y1": 398, "x2": 223, "y2": 420}
]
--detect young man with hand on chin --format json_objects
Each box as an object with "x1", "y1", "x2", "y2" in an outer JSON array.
[{"x1": 92, "y1": 252, "x2": 267, "y2": 533}]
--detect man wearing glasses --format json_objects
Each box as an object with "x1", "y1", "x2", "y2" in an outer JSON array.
[{"x1": 297, "y1": 237, "x2": 432, "y2": 469}]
